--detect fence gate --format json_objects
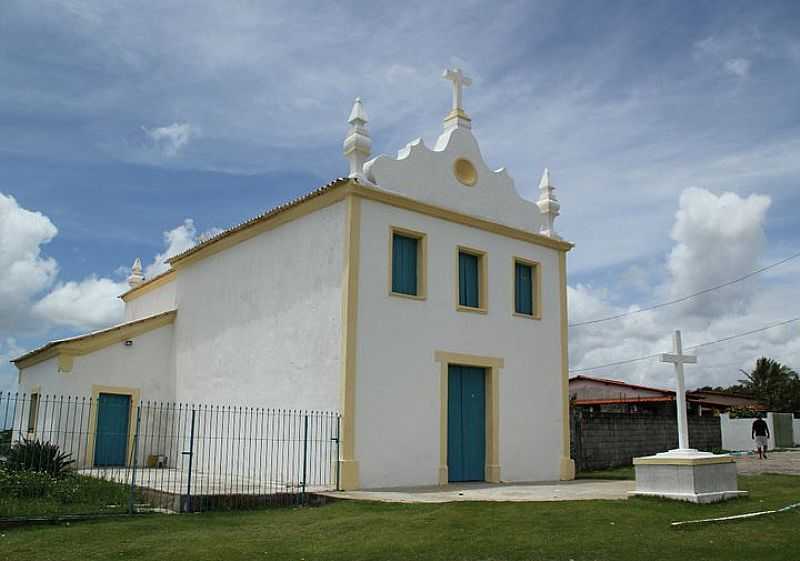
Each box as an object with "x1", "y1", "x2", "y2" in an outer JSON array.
[
  {"x1": 772, "y1": 413, "x2": 794, "y2": 448},
  {"x1": 1, "y1": 392, "x2": 341, "y2": 519}
]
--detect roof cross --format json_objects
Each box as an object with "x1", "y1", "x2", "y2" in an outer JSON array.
[{"x1": 442, "y1": 68, "x2": 472, "y2": 114}]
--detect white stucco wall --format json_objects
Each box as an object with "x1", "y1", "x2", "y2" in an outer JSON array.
[
  {"x1": 720, "y1": 412, "x2": 776, "y2": 452},
  {"x1": 173, "y1": 201, "x2": 345, "y2": 410},
  {"x1": 794, "y1": 417, "x2": 800, "y2": 446},
  {"x1": 124, "y1": 278, "x2": 177, "y2": 322},
  {"x1": 15, "y1": 324, "x2": 175, "y2": 467},
  {"x1": 19, "y1": 324, "x2": 175, "y2": 401},
  {"x1": 365, "y1": 127, "x2": 545, "y2": 235},
  {"x1": 354, "y1": 198, "x2": 564, "y2": 488}
]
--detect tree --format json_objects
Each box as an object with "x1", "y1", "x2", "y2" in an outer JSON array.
[{"x1": 739, "y1": 357, "x2": 800, "y2": 412}]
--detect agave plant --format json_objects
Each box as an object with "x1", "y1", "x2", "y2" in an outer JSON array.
[{"x1": 5, "y1": 437, "x2": 74, "y2": 476}]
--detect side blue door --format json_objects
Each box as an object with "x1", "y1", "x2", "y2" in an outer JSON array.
[
  {"x1": 448, "y1": 365, "x2": 486, "y2": 482},
  {"x1": 94, "y1": 393, "x2": 131, "y2": 467}
]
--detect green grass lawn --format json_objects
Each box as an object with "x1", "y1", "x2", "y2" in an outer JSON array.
[
  {"x1": 0, "y1": 472, "x2": 133, "y2": 518},
  {"x1": 2, "y1": 474, "x2": 799, "y2": 561},
  {"x1": 575, "y1": 465, "x2": 635, "y2": 480}
]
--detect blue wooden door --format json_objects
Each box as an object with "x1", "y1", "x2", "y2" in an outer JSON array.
[
  {"x1": 448, "y1": 365, "x2": 486, "y2": 482},
  {"x1": 94, "y1": 393, "x2": 131, "y2": 467}
]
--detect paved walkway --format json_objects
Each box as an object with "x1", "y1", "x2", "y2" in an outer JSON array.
[
  {"x1": 321, "y1": 479, "x2": 635, "y2": 503},
  {"x1": 323, "y1": 451, "x2": 800, "y2": 504},
  {"x1": 736, "y1": 450, "x2": 800, "y2": 476}
]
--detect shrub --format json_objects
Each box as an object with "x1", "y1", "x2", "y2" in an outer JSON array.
[
  {"x1": 0, "y1": 467, "x2": 130, "y2": 508},
  {"x1": 5, "y1": 438, "x2": 74, "y2": 476},
  {"x1": 0, "y1": 429, "x2": 11, "y2": 455},
  {"x1": 0, "y1": 467, "x2": 56, "y2": 498}
]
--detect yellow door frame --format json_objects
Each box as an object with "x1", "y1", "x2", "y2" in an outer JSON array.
[
  {"x1": 434, "y1": 351, "x2": 503, "y2": 485},
  {"x1": 87, "y1": 384, "x2": 141, "y2": 468}
]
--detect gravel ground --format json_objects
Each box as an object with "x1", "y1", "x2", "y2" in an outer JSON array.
[{"x1": 736, "y1": 450, "x2": 800, "y2": 475}]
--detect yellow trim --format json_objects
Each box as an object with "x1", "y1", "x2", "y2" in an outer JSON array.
[
  {"x1": 26, "y1": 385, "x2": 41, "y2": 436},
  {"x1": 339, "y1": 194, "x2": 361, "y2": 490},
  {"x1": 434, "y1": 351, "x2": 504, "y2": 369},
  {"x1": 512, "y1": 257, "x2": 542, "y2": 320},
  {"x1": 170, "y1": 182, "x2": 353, "y2": 271},
  {"x1": 87, "y1": 385, "x2": 141, "y2": 468},
  {"x1": 14, "y1": 311, "x2": 177, "y2": 372},
  {"x1": 120, "y1": 269, "x2": 176, "y2": 302},
  {"x1": 455, "y1": 245, "x2": 488, "y2": 314},
  {"x1": 388, "y1": 226, "x2": 428, "y2": 301},
  {"x1": 161, "y1": 179, "x2": 570, "y2": 275},
  {"x1": 444, "y1": 109, "x2": 472, "y2": 122},
  {"x1": 633, "y1": 456, "x2": 734, "y2": 466},
  {"x1": 558, "y1": 252, "x2": 575, "y2": 480},
  {"x1": 435, "y1": 351, "x2": 503, "y2": 485},
  {"x1": 57, "y1": 354, "x2": 75, "y2": 373},
  {"x1": 354, "y1": 183, "x2": 573, "y2": 252}
]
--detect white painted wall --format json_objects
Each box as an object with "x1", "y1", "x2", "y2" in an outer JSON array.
[
  {"x1": 720, "y1": 413, "x2": 776, "y2": 452},
  {"x1": 19, "y1": 324, "x2": 175, "y2": 401},
  {"x1": 794, "y1": 418, "x2": 800, "y2": 446},
  {"x1": 173, "y1": 201, "x2": 345, "y2": 411},
  {"x1": 365, "y1": 127, "x2": 544, "y2": 235},
  {"x1": 15, "y1": 324, "x2": 175, "y2": 467},
  {"x1": 124, "y1": 278, "x2": 176, "y2": 322},
  {"x1": 354, "y1": 198, "x2": 563, "y2": 488}
]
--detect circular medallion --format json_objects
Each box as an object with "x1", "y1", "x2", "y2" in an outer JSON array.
[{"x1": 453, "y1": 158, "x2": 477, "y2": 186}]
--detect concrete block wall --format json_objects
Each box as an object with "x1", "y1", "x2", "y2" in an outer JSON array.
[{"x1": 570, "y1": 410, "x2": 722, "y2": 471}]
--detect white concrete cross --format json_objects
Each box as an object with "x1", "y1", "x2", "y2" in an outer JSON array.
[
  {"x1": 660, "y1": 330, "x2": 697, "y2": 451},
  {"x1": 442, "y1": 68, "x2": 472, "y2": 113}
]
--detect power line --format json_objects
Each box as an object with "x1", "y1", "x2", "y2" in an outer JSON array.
[
  {"x1": 569, "y1": 250, "x2": 800, "y2": 328},
  {"x1": 569, "y1": 353, "x2": 661, "y2": 374},
  {"x1": 569, "y1": 315, "x2": 800, "y2": 373},
  {"x1": 688, "y1": 316, "x2": 800, "y2": 351}
]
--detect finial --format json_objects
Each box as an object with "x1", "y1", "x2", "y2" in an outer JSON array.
[
  {"x1": 536, "y1": 168, "x2": 561, "y2": 239},
  {"x1": 343, "y1": 97, "x2": 372, "y2": 179},
  {"x1": 442, "y1": 68, "x2": 472, "y2": 131},
  {"x1": 539, "y1": 168, "x2": 551, "y2": 190},
  {"x1": 127, "y1": 257, "x2": 145, "y2": 288}
]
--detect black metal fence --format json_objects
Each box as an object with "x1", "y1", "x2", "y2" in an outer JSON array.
[{"x1": 0, "y1": 392, "x2": 340, "y2": 518}]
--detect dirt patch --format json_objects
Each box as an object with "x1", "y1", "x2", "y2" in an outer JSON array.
[{"x1": 736, "y1": 450, "x2": 800, "y2": 476}]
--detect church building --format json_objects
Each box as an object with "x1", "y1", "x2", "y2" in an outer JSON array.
[{"x1": 14, "y1": 69, "x2": 575, "y2": 489}]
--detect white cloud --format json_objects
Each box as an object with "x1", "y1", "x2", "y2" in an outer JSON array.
[
  {"x1": 32, "y1": 276, "x2": 126, "y2": 330},
  {"x1": 724, "y1": 57, "x2": 751, "y2": 77},
  {"x1": 144, "y1": 219, "x2": 220, "y2": 278},
  {"x1": 30, "y1": 217, "x2": 217, "y2": 329},
  {"x1": 144, "y1": 122, "x2": 193, "y2": 157},
  {"x1": 667, "y1": 188, "x2": 770, "y2": 316},
  {"x1": 0, "y1": 192, "x2": 214, "y2": 338},
  {"x1": 0, "y1": 338, "x2": 24, "y2": 394},
  {"x1": 0, "y1": 193, "x2": 59, "y2": 331},
  {"x1": 568, "y1": 187, "x2": 799, "y2": 389}
]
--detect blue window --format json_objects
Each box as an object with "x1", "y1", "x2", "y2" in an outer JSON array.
[
  {"x1": 515, "y1": 260, "x2": 534, "y2": 315},
  {"x1": 392, "y1": 233, "x2": 419, "y2": 296},
  {"x1": 458, "y1": 250, "x2": 481, "y2": 308}
]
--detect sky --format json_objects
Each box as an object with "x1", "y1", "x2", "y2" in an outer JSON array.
[{"x1": 1, "y1": 0, "x2": 799, "y2": 394}]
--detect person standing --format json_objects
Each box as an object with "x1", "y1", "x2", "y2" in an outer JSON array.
[{"x1": 752, "y1": 415, "x2": 770, "y2": 460}]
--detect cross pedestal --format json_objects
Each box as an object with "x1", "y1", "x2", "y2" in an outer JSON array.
[{"x1": 630, "y1": 330, "x2": 746, "y2": 503}]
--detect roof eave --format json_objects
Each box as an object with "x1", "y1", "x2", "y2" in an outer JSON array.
[{"x1": 13, "y1": 310, "x2": 177, "y2": 371}]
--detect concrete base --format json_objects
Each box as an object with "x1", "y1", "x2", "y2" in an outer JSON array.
[{"x1": 630, "y1": 449, "x2": 747, "y2": 504}]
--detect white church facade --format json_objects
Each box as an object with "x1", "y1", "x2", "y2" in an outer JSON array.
[{"x1": 14, "y1": 69, "x2": 575, "y2": 489}]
